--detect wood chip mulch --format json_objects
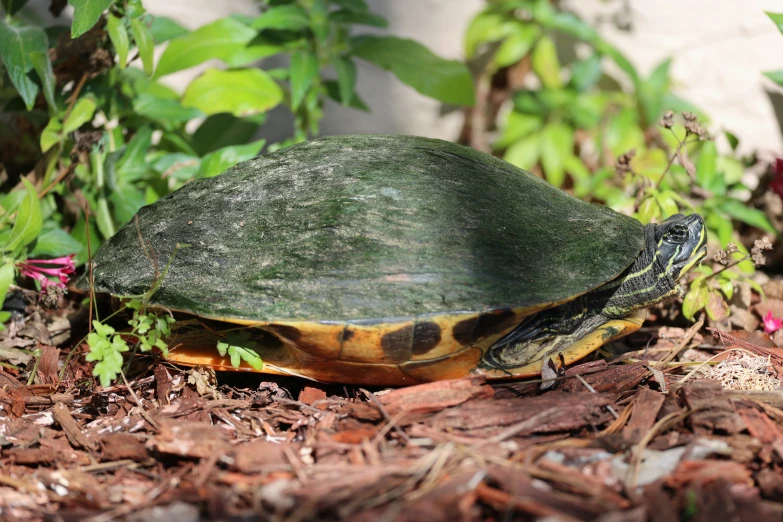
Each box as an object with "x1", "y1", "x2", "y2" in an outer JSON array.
[{"x1": 1, "y1": 359, "x2": 783, "y2": 522}]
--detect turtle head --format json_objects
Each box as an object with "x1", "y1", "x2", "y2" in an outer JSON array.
[{"x1": 654, "y1": 213, "x2": 707, "y2": 281}]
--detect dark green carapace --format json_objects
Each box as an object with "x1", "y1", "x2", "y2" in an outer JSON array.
[{"x1": 77, "y1": 135, "x2": 645, "y2": 323}]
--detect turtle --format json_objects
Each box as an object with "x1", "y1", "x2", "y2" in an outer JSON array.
[{"x1": 74, "y1": 134, "x2": 707, "y2": 386}]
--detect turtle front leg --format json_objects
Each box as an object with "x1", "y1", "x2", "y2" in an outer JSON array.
[
  {"x1": 479, "y1": 307, "x2": 647, "y2": 377},
  {"x1": 483, "y1": 302, "x2": 608, "y2": 368}
]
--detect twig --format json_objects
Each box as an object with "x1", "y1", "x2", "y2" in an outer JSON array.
[
  {"x1": 38, "y1": 163, "x2": 76, "y2": 199},
  {"x1": 360, "y1": 389, "x2": 411, "y2": 445},
  {"x1": 475, "y1": 482, "x2": 582, "y2": 522},
  {"x1": 24, "y1": 393, "x2": 76, "y2": 406},
  {"x1": 576, "y1": 373, "x2": 619, "y2": 419},
  {"x1": 64, "y1": 72, "x2": 89, "y2": 121},
  {"x1": 707, "y1": 327, "x2": 782, "y2": 359},
  {"x1": 652, "y1": 129, "x2": 692, "y2": 191},
  {"x1": 52, "y1": 402, "x2": 98, "y2": 451},
  {"x1": 654, "y1": 314, "x2": 705, "y2": 368},
  {"x1": 120, "y1": 370, "x2": 160, "y2": 432},
  {"x1": 371, "y1": 408, "x2": 410, "y2": 448},
  {"x1": 0, "y1": 473, "x2": 41, "y2": 494},
  {"x1": 78, "y1": 459, "x2": 139, "y2": 473},
  {"x1": 481, "y1": 410, "x2": 558, "y2": 445},
  {"x1": 704, "y1": 254, "x2": 753, "y2": 282}
]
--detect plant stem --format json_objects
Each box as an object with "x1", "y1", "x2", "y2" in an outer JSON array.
[
  {"x1": 652, "y1": 129, "x2": 689, "y2": 191},
  {"x1": 26, "y1": 349, "x2": 42, "y2": 385},
  {"x1": 704, "y1": 254, "x2": 751, "y2": 282}
]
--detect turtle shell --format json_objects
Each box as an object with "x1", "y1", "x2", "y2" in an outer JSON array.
[{"x1": 76, "y1": 135, "x2": 645, "y2": 385}]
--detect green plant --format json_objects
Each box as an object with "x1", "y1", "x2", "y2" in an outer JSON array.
[
  {"x1": 464, "y1": 0, "x2": 776, "y2": 323},
  {"x1": 85, "y1": 298, "x2": 175, "y2": 387},
  {"x1": 0, "y1": 0, "x2": 474, "y2": 383}
]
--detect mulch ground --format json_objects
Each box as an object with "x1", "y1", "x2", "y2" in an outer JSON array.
[{"x1": 1, "y1": 335, "x2": 783, "y2": 522}]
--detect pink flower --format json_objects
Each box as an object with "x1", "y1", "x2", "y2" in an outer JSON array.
[
  {"x1": 17, "y1": 255, "x2": 76, "y2": 289},
  {"x1": 763, "y1": 310, "x2": 783, "y2": 335}
]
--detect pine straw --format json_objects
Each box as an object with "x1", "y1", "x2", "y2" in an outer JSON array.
[{"x1": 691, "y1": 352, "x2": 782, "y2": 391}]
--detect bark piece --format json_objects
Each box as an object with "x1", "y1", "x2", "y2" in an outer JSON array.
[{"x1": 52, "y1": 402, "x2": 97, "y2": 451}]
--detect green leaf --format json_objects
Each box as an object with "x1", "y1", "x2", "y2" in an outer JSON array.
[
  {"x1": 109, "y1": 184, "x2": 146, "y2": 227},
  {"x1": 29, "y1": 51, "x2": 57, "y2": 112},
  {"x1": 129, "y1": 17, "x2": 155, "y2": 76},
  {"x1": 564, "y1": 155, "x2": 592, "y2": 198},
  {"x1": 1, "y1": 190, "x2": 27, "y2": 216},
  {"x1": 191, "y1": 113, "x2": 265, "y2": 155},
  {"x1": 494, "y1": 25, "x2": 540, "y2": 68},
  {"x1": 717, "y1": 199, "x2": 777, "y2": 234},
  {"x1": 182, "y1": 69, "x2": 283, "y2": 117},
  {"x1": 682, "y1": 280, "x2": 708, "y2": 321},
  {"x1": 332, "y1": 56, "x2": 356, "y2": 105},
  {"x1": 503, "y1": 134, "x2": 540, "y2": 170},
  {"x1": 654, "y1": 190, "x2": 680, "y2": 218},
  {"x1": 718, "y1": 275, "x2": 734, "y2": 301},
  {"x1": 63, "y1": 96, "x2": 97, "y2": 133},
  {"x1": 155, "y1": 17, "x2": 277, "y2": 78},
  {"x1": 540, "y1": 123, "x2": 573, "y2": 187},
  {"x1": 69, "y1": 0, "x2": 114, "y2": 38},
  {"x1": 569, "y1": 54, "x2": 601, "y2": 92},
  {"x1": 636, "y1": 194, "x2": 660, "y2": 224},
  {"x1": 252, "y1": 4, "x2": 310, "y2": 31},
  {"x1": 705, "y1": 290, "x2": 729, "y2": 322},
  {"x1": 568, "y1": 93, "x2": 605, "y2": 129},
  {"x1": 765, "y1": 12, "x2": 783, "y2": 34},
  {"x1": 695, "y1": 140, "x2": 716, "y2": 188},
  {"x1": 352, "y1": 35, "x2": 475, "y2": 106},
  {"x1": 546, "y1": 12, "x2": 598, "y2": 41},
  {"x1": 705, "y1": 211, "x2": 734, "y2": 248},
  {"x1": 217, "y1": 331, "x2": 263, "y2": 370},
  {"x1": 133, "y1": 93, "x2": 203, "y2": 126},
  {"x1": 70, "y1": 215, "x2": 101, "y2": 265},
  {"x1": 332, "y1": 0, "x2": 368, "y2": 11},
  {"x1": 323, "y1": 80, "x2": 369, "y2": 111},
  {"x1": 94, "y1": 197, "x2": 115, "y2": 240},
  {"x1": 724, "y1": 130, "x2": 740, "y2": 151},
  {"x1": 152, "y1": 152, "x2": 200, "y2": 180},
  {"x1": 717, "y1": 155, "x2": 743, "y2": 185},
  {"x1": 495, "y1": 111, "x2": 542, "y2": 149},
  {"x1": 464, "y1": 11, "x2": 512, "y2": 58},
  {"x1": 1, "y1": 0, "x2": 31, "y2": 15},
  {"x1": 330, "y1": 9, "x2": 387, "y2": 27},
  {"x1": 0, "y1": 20, "x2": 48, "y2": 110},
  {"x1": 531, "y1": 35, "x2": 562, "y2": 89},
  {"x1": 763, "y1": 70, "x2": 783, "y2": 87},
  {"x1": 30, "y1": 227, "x2": 83, "y2": 257},
  {"x1": 40, "y1": 118, "x2": 63, "y2": 153},
  {"x1": 0, "y1": 261, "x2": 15, "y2": 310},
  {"x1": 605, "y1": 107, "x2": 644, "y2": 156},
  {"x1": 106, "y1": 14, "x2": 129, "y2": 69},
  {"x1": 289, "y1": 51, "x2": 319, "y2": 109},
  {"x1": 115, "y1": 126, "x2": 153, "y2": 181},
  {"x1": 638, "y1": 57, "x2": 671, "y2": 126},
  {"x1": 4, "y1": 178, "x2": 42, "y2": 253},
  {"x1": 595, "y1": 39, "x2": 639, "y2": 85},
  {"x1": 198, "y1": 139, "x2": 266, "y2": 178},
  {"x1": 149, "y1": 15, "x2": 188, "y2": 43},
  {"x1": 224, "y1": 43, "x2": 282, "y2": 68}
]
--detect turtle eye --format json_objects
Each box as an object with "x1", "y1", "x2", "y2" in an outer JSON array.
[{"x1": 664, "y1": 224, "x2": 688, "y2": 244}]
